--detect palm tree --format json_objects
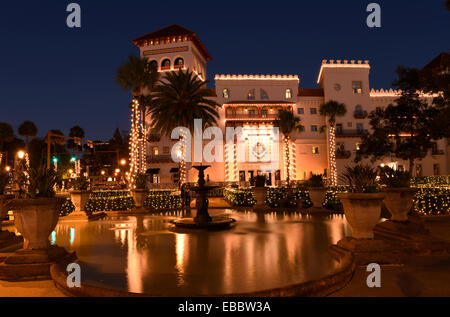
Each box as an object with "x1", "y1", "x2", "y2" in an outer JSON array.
[
  {"x1": 319, "y1": 100, "x2": 347, "y2": 186},
  {"x1": 148, "y1": 69, "x2": 220, "y2": 184},
  {"x1": 0, "y1": 122, "x2": 14, "y2": 152},
  {"x1": 68, "y1": 125, "x2": 85, "y2": 152},
  {"x1": 116, "y1": 55, "x2": 159, "y2": 182},
  {"x1": 274, "y1": 109, "x2": 303, "y2": 186},
  {"x1": 18, "y1": 121, "x2": 37, "y2": 149}
]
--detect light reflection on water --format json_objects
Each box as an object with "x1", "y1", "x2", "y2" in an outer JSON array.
[{"x1": 52, "y1": 210, "x2": 351, "y2": 296}]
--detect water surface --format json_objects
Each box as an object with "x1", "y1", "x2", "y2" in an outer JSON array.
[{"x1": 51, "y1": 210, "x2": 351, "y2": 295}]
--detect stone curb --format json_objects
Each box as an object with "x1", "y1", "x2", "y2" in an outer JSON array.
[{"x1": 50, "y1": 252, "x2": 355, "y2": 297}]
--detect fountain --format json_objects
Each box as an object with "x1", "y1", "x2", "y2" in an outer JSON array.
[{"x1": 171, "y1": 165, "x2": 236, "y2": 229}]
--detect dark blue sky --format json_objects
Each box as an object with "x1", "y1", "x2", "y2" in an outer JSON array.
[{"x1": 0, "y1": 0, "x2": 448, "y2": 141}]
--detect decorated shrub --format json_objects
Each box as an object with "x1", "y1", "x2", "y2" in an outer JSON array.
[
  {"x1": 60, "y1": 199, "x2": 76, "y2": 216},
  {"x1": 144, "y1": 190, "x2": 181, "y2": 210},
  {"x1": 85, "y1": 195, "x2": 135, "y2": 214}
]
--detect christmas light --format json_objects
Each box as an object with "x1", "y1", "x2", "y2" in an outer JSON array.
[{"x1": 328, "y1": 124, "x2": 338, "y2": 186}]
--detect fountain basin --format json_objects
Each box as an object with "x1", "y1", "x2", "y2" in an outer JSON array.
[{"x1": 170, "y1": 216, "x2": 236, "y2": 230}]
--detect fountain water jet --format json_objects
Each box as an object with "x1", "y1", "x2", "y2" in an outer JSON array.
[{"x1": 171, "y1": 165, "x2": 236, "y2": 230}]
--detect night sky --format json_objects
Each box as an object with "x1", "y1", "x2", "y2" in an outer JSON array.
[{"x1": 0, "y1": 0, "x2": 448, "y2": 141}]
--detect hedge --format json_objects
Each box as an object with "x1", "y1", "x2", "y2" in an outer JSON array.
[{"x1": 144, "y1": 189, "x2": 182, "y2": 210}]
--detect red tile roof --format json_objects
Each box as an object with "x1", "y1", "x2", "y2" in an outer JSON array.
[
  {"x1": 298, "y1": 88, "x2": 324, "y2": 97},
  {"x1": 132, "y1": 24, "x2": 212, "y2": 61}
]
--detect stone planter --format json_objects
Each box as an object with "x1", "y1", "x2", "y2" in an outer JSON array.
[
  {"x1": 308, "y1": 187, "x2": 326, "y2": 207},
  {"x1": 253, "y1": 187, "x2": 267, "y2": 208},
  {"x1": 69, "y1": 190, "x2": 90, "y2": 212},
  {"x1": 10, "y1": 198, "x2": 63, "y2": 250},
  {"x1": 131, "y1": 189, "x2": 147, "y2": 208},
  {"x1": 382, "y1": 188, "x2": 417, "y2": 221},
  {"x1": 337, "y1": 192, "x2": 385, "y2": 239}
]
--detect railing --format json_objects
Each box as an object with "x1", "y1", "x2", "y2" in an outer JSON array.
[
  {"x1": 174, "y1": 64, "x2": 184, "y2": 69},
  {"x1": 432, "y1": 149, "x2": 444, "y2": 155},
  {"x1": 148, "y1": 154, "x2": 173, "y2": 162},
  {"x1": 354, "y1": 110, "x2": 368, "y2": 119},
  {"x1": 336, "y1": 129, "x2": 367, "y2": 137},
  {"x1": 225, "y1": 113, "x2": 279, "y2": 120}
]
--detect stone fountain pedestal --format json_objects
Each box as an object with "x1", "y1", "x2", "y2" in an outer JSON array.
[{"x1": 171, "y1": 165, "x2": 236, "y2": 230}]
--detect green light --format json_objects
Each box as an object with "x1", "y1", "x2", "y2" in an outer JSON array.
[
  {"x1": 71, "y1": 156, "x2": 77, "y2": 162},
  {"x1": 52, "y1": 157, "x2": 58, "y2": 163}
]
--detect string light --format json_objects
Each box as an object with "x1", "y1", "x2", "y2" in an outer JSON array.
[
  {"x1": 129, "y1": 98, "x2": 141, "y2": 187},
  {"x1": 329, "y1": 124, "x2": 338, "y2": 186}
]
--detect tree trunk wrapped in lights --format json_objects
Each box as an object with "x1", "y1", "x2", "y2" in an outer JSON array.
[
  {"x1": 328, "y1": 124, "x2": 338, "y2": 186},
  {"x1": 129, "y1": 98, "x2": 141, "y2": 186}
]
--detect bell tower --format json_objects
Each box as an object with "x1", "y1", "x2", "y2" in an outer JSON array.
[{"x1": 132, "y1": 24, "x2": 211, "y2": 80}]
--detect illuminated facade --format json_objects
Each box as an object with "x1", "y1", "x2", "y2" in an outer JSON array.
[{"x1": 133, "y1": 25, "x2": 449, "y2": 185}]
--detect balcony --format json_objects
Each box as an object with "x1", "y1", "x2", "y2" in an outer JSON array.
[
  {"x1": 225, "y1": 112, "x2": 279, "y2": 121},
  {"x1": 148, "y1": 154, "x2": 172, "y2": 163},
  {"x1": 354, "y1": 110, "x2": 368, "y2": 119},
  {"x1": 336, "y1": 129, "x2": 367, "y2": 137},
  {"x1": 174, "y1": 64, "x2": 184, "y2": 70},
  {"x1": 432, "y1": 149, "x2": 444, "y2": 155},
  {"x1": 336, "y1": 149, "x2": 352, "y2": 159}
]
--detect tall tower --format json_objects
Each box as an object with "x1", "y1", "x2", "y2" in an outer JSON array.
[{"x1": 132, "y1": 24, "x2": 211, "y2": 80}]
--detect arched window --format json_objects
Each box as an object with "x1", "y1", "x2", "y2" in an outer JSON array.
[
  {"x1": 149, "y1": 60, "x2": 158, "y2": 71},
  {"x1": 174, "y1": 57, "x2": 184, "y2": 69},
  {"x1": 285, "y1": 88, "x2": 292, "y2": 99},
  {"x1": 355, "y1": 104, "x2": 362, "y2": 112},
  {"x1": 260, "y1": 89, "x2": 269, "y2": 100},
  {"x1": 247, "y1": 89, "x2": 255, "y2": 100},
  {"x1": 161, "y1": 59, "x2": 171, "y2": 70},
  {"x1": 223, "y1": 88, "x2": 230, "y2": 99}
]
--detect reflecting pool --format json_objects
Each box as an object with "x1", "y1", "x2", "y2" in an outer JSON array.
[{"x1": 51, "y1": 210, "x2": 351, "y2": 296}]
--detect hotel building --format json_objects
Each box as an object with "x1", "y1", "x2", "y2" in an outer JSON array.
[{"x1": 131, "y1": 25, "x2": 449, "y2": 185}]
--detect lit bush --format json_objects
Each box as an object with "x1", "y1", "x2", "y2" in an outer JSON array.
[
  {"x1": 223, "y1": 188, "x2": 256, "y2": 207},
  {"x1": 60, "y1": 198, "x2": 76, "y2": 216},
  {"x1": 90, "y1": 190, "x2": 130, "y2": 198},
  {"x1": 85, "y1": 196, "x2": 135, "y2": 214},
  {"x1": 144, "y1": 189, "x2": 181, "y2": 210},
  {"x1": 414, "y1": 187, "x2": 450, "y2": 215}
]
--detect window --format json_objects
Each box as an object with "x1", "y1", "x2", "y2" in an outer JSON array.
[
  {"x1": 336, "y1": 123, "x2": 343, "y2": 134},
  {"x1": 416, "y1": 164, "x2": 423, "y2": 177},
  {"x1": 223, "y1": 88, "x2": 230, "y2": 99},
  {"x1": 161, "y1": 58, "x2": 171, "y2": 70},
  {"x1": 433, "y1": 164, "x2": 440, "y2": 175},
  {"x1": 310, "y1": 108, "x2": 317, "y2": 114},
  {"x1": 311, "y1": 125, "x2": 318, "y2": 132},
  {"x1": 355, "y1": 142, "x2": 361, "y2": 151},
  {"x1": 149, "y1": 60, "x2": 158, "y2": 70},
  {"x1": 355, "y1": 105, "x2": 362, "y2": 112},
  {"x1": 163, "y1": 146, "x2": 170, "y2": 154},
  {"x1": 312, "y1": 146, "x2": 319, "y2": 154},
  {"x1": 247, "y1": 89, "x2": 255, "y2": 100},
  {"x1": 275, "y1": 170, "x2": 281, "y2": 181},
  {"x1": 285, "y1": 88, "x2": 292, "y2": 99},
  {"x1": 347, "y1": 122, "x2": 353, "y2": 127},
  {"x1": 398, "y1": 165, "x2": 404, "y2": 172},
  {"x1": 352, "y1": 81, "x2": 363, "y2": 94},
  {"x1": 151, "y1": 146, "x2": 159, "y2": 156},
  {"x1": 260, "y1": 89, "x2": 269, "y2": 100},
  {"x1": 297, "y1": 107, "x2": 304, "y2": 115},
  {"x1": 239, "y1": 171, "x2": 246, "y2": 181},
  {"x1": 356, "y1": 123, "x2": 363, "y2": 133},
  {"x1": 174, "y1": 57, "x2": 184, "y2": 69},
  {"x1": 261, "y1": 110, "x2": 268, "y2": 117},
  {"x1": 248, "y1": 109, "x2": 256, "y2": 117}
]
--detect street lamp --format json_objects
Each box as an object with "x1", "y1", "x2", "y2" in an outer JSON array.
[
  {"x1": 17, "y1": 151, "x2": 25, "y2": 159},
  {"x1": 120, "y1": 159, "x2": 126, "y2": 166},
  {"x1": 5, "y1": 166, "x2": 10, "y2": 172}
]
